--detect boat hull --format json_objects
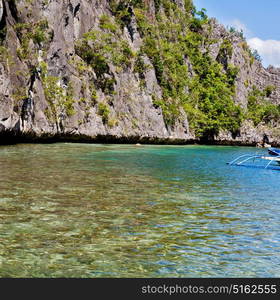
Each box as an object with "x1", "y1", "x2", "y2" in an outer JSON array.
[{"x1": 268, "y1": 148, "x2": 280, "y2": 156}]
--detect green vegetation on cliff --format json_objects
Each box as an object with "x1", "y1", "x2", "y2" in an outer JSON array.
[
  {"x1": 40, "y1": 62, "x2": 76, "y2": 120},
  {"x1": 74, "y1": 25, "x2": 134, "y2": 95},
  {"x1": 1, "y1": 0, "x2": 279, "y2": 141},
  {"x1": 247, "y1": 85, "x2": 280, "y2": 126},
  {"x1": 74, "y1": 0, "x2": 280, "y2": 136},
  {"x1": 14, "y1": 19, "x2": 50, "y2": 60},
  {"x1": 107, "y1": 0, "x2": 243, "y2": 138}
]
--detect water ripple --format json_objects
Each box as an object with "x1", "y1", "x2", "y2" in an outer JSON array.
[{"x1": 0, "y1": 144, "x2": 279, "y2": 277}]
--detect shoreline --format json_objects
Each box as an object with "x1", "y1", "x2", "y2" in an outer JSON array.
[{"x1": 0, "y1": 132, "x2": 274, "y2": 147}]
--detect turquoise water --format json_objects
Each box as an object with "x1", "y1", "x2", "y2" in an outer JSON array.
[{"x1": 0, "y1": 143, "x2": 279, "y2": 277}]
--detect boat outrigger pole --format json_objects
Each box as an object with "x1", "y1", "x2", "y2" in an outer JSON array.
[{"x1": 227, "y1": 149, "x2": 280, "y2": 170}]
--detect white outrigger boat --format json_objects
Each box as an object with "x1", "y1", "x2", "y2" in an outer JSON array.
[{"x1": 227, "y1": 148, "x2": 280, "y2": 170}]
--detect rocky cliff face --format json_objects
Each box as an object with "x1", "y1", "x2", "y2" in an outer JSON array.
[
  {"x1": 0, "y1": 0, "x2": 279, "y2": 145},
  {"x1": 206, "y1": 19, "x2": 280, "y2": 145},
  {"x1": 208, "y1": 20, "x2": 280, "y2": 107}
]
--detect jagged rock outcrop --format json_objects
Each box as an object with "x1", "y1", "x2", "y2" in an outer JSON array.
[
  {"x1": 0, "y1": 0, "x2": 193, "y2": 144},
  {"x1": 208, "y1": 19, "x2": 280, "y2": 107},
  {"x1": 0, "y1": 0, "x2": 279, "y2": 145},
  {"x1": 206, "y1": 19, "x2": 280, "y2": 145}
]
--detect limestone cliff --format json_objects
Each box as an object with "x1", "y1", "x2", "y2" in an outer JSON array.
[{"x1": 0, "y1": 0, "x2": 279, "y2": 145}]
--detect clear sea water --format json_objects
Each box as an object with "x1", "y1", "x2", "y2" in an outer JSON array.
[{"x1": 0, "y1": 143, "x2": 279, "y2": 277}]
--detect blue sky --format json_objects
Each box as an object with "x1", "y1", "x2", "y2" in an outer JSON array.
[{"x1": 193, "y1": 0, "x2": 280, "y2": 67}]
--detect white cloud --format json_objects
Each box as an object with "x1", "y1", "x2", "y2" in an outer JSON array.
[
  {"x1": 230, "y1": 19, "x2": 252, "y2": 38},
  {"x1": 247, "y1": 37, "x2": 280, "y2": 68},
  {"x1": 219, "y1": 16, "x2": 280, "y2": 68}
]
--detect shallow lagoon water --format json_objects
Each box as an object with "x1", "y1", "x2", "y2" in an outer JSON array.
[{"x1": 0, "y1": 143, "x2": 280, "y2": 277}]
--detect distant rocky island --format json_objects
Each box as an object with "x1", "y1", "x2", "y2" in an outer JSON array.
[{"x1": 0, "y1": 0, "x2": 279, "y2": 145}]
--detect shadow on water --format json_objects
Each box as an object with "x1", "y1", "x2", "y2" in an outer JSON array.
[{"x1": 0, "y1": 144, "x2": 279, "y2": 277}]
